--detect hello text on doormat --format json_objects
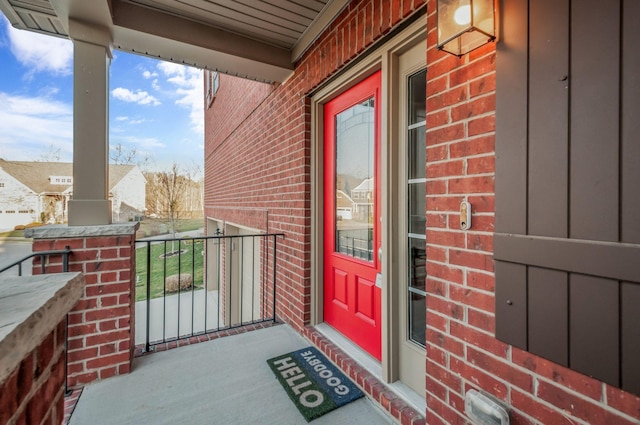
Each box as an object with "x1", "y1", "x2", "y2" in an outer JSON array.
[{"x1": 267, "y1": 346, "x2": 364, "y2": 422}]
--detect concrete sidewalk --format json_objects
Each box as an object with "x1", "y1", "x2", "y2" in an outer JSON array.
[
  {"x1": 69, "y1": 325, "x2": 394, "y2": 425},
  {"x1": 135, "y1": 290, "x2": 221, "y2": 345}
]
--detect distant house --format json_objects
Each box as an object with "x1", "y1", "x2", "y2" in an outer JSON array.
[
  {"x1": 350, "y1": 177, "x2": 373, "y2": 221},
  {"x1": 0, "y1": 160, "x2": 145, "y2": 229},
  {"x1": 335, "y1": 189, "x2": 354, "y2": 220}
]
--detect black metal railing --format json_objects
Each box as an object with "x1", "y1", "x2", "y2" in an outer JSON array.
[
  {"x1": 135, "y1": 233, "x2": 284, "y2": 352},
  {"x1": 0, "y1": 247, "x2": 71, "y2": 276},
  {"x1": 337, "y1": 229, "x2": 373, "y2": 261}
]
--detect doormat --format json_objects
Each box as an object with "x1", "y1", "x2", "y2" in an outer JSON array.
[{"x1": 267, "y1": 346, "x2": 364, "y2": 422}]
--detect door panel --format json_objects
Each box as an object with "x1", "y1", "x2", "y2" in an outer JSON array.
[
  {"x1": 332, "y1": 268, "x2": 348, "y2": 307},
  {"x1": 355, "y1": 276, "x2": 376, "y2": 323},
  {"x1": 324, "y1": 71, "x2": 382, "y2": 360}
]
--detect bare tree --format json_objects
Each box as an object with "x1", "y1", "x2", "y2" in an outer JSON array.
[
  {"x1": 145, "y1": 165, "x2": 203, "y2": 218},
  {"x1": 110, "y1": 143, "x2": 137, "y2": 165},
  {"x1": 110, "y1": 143, "x2": 153, "y2": 169},
  {"x1": 146, "y1": 163, "x2": 192, "y2": 251},
  {"x1": 37, "y1": 144, "x2": 61, "y2": 162}
]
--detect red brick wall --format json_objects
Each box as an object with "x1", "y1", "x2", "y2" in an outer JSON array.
[
  {"x1": 204, "y1": 75, "x2": 276, "y2": 157},
  {"x1": 0, "y1": 320, "x2": 67, "y2": 425},
  {"x1": 204, "y1": 0, "x2": 427, "y2": 331},
  {"x1": 205, "y1": 0, "x2": 640, "y2": 423},
  {"x1": 32, "y1": 233, "x2": 136, "y2": 388},
  {"x1": 423, "y1": 2, "x2": 640, "y2": 424}
]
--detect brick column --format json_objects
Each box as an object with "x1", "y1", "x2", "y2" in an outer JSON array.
[{"x1": 26, "y1": 223, "x2": 138, "y2": 388}]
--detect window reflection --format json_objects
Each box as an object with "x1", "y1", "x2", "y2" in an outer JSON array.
[{"x1": 335, "y1": 98, "x2": 375, "y2": 262}]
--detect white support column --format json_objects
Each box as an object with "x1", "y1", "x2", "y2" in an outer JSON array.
[{"x1": 67, "y1": 20, "x2": 113, "y2": 226}]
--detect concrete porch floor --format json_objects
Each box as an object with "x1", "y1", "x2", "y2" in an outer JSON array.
[{"x1": 68, "y1": 324, "x2": 395, "y2": 425}]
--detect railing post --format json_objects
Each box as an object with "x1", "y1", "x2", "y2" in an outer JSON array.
[
  {"x1": 145, "y1": 242, "x2": 151, "y2": 353},
  {"x1": 63, "y1": 246, "x2": 70, "y2": 272},
  {"x1": 65, "y1": 314, "x2": 70, "y2": 396},
  {"x1": 272, "y1": 235, "x2": 277, "y2": 323}
]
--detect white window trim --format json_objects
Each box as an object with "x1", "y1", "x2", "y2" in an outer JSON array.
[{"x1": 205, "y1": 71, "x2": 220, "y2": 108}]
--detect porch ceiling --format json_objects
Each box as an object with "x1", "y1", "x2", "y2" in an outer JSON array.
[{"x1": 0, "y1": 0, "x2": 350, "y2": 82}]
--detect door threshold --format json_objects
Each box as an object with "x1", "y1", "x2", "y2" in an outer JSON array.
[
  {"x1": 314, "y1": 323, "x2": 426, "y2": 414},
  {"x1": 389, "y1": 381, "x2": 426, "y2": 414},
  {"x1": 315, "y1": 323, "x2": 382, "y2": 377}
]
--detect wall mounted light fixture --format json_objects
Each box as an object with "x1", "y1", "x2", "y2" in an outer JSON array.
[{"x1": 437, "y1": 0, "x2": 496, "y2": 56}]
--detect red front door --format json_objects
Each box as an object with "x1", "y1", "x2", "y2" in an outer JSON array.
[{"x1": 323, "y1": 71, "x2": 381, "y2": 360}]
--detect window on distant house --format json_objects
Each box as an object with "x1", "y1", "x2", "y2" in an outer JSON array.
[
  {"x1": 6, "y1": 210, "x2": 15, "y2": 213},
  {"x1": 206, "y1": 70, "x2": 220, "y2": 108},
  {"x1": 0, "y1": 182, "x2": 4, "y2": 187},
  {"x1": 50, "y1": 175, "x2": 73, "y2": 185}
]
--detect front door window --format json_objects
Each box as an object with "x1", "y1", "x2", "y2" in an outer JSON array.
[{"x1": 335, "y1": 97, "x2": 375, "y2": 262}]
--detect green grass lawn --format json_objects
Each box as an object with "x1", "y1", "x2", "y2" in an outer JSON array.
[
  {"x1": 172, "y1": 218, "x2": 205, "y2": 232},
  {"x1": 0, "y1": 230, "x2": 26, "y2": 238},
  {"x1": 135, "y1": 238, "x2": 205, "y2": 302},
  {"x1": 136, "y1": 217, "x2": 204, "y2": 238}
]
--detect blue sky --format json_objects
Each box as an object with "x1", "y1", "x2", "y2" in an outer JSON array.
[{"x1": 0, "y1": 16, "x2": 204, "y2": 175}]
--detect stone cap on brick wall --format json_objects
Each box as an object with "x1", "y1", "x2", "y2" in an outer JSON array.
[
  {"x1": 0, "y1": 272, "x2": 84, "y2": 384},
  {"x1": 25, "y1": 223, "x2": 139, "y2": 239}
]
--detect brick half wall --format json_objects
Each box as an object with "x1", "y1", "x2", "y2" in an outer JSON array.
[{"x1": 0, "y1": 321, "x2": 67, "y2": 425}]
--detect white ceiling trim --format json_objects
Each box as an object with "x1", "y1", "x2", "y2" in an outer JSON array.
[
  {"x1": 0, "y1": 0, "x2": 350, "y2": 82},
  {"x1": 291, "y1": 0, "x2": 350, "y2": 62}
]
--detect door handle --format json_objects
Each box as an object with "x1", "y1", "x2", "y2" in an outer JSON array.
[{"x1": 375, "y1": 273, "x2": 382, "y2": 288}]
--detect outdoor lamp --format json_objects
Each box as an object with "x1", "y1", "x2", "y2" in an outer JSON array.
[{"x1": 437, "y1": 0, "x2": 496, "y2": 56}]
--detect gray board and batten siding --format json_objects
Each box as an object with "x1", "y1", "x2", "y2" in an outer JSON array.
[{"x1": 494, "y1": 0, "x2": 640, "y2": 396}]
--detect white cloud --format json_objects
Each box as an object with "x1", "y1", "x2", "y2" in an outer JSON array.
[
  {"x1": 0, "y1": 92, "x2": 72, "y2": 161},
  {"x1": 39, "y1": 86, "x2": 60, "y2": 97},
  {"x1": 142, "y1": 70, "x2": 158, "y2": 79},
  {"x1": 157, "y1": 62, "x2": 203, "y2": 133},
  {"x1": 111, "y1": 88, "x2": 160, "y2": 106},
  {"x1": 112, "y1": 135, "x2": 165, "y2": 151},
  {"x1": 114, "y1": 116, "x2": 146, "y2": 125},
  {"x1": 3, "y1": 16, "x2": 72, "y2": 76},
  {"x1": 157, "y1": 62, "x2": 186, "y2": 80}
]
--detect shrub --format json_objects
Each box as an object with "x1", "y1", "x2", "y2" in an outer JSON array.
[
  {"x1": 165, "y1": 273, "x2": 193, "y2": 293},
  {"x1": 25, "y1": 222, "x2": 43, "y2": 229},
  {"x1": 14, "y1": 224, "x2": 25, "y2": 230}
]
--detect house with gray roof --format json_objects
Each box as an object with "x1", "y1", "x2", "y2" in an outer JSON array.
[{"x1": 0, "y1": 159, "x2": 145, "y2": 230}]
